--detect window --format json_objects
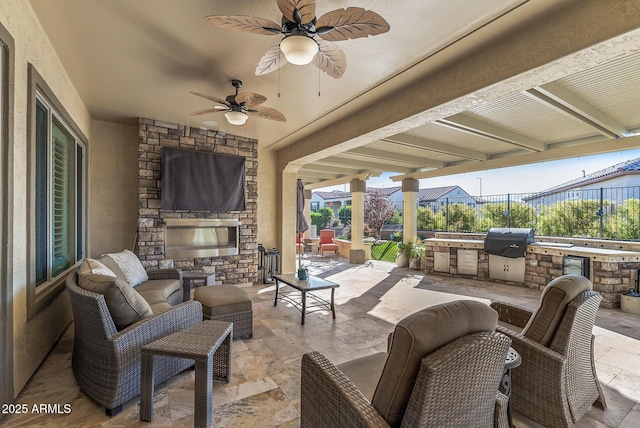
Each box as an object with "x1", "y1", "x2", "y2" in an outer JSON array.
[
  {"x1": 311, "y1": 201, "x2": 319, "y2": 212},
  {"x1": 34, "y1": 97, "x2": 84, "y2": 284},
  {"x1": 28, "y1": 65, "x2": 86, "y2": 317}
]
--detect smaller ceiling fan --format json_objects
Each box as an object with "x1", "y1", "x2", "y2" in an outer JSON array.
[
  {"x1": 190, "y1": 79, "x2": 286, "y2": 126},
  {"x1": 205, "y1": 0, "x2": 389, "y2": 79}
]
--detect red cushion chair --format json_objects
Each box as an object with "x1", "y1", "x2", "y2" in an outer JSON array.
[
  {"x1": 296, "y1": 233, "x2": 304, "y2": 254},
  {"x1": 319, "y1": 229, "x2": 339, "y2": 258}
]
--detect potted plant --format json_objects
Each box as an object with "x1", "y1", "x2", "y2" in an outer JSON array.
[
  {"x1": 297, "y1": 264, "x2": 309, "y2": 281},
  {"x1": 620, "y1": 280, "x2": 640, "y2": 315},
  {"x1": 396, "y1": 241, "x2": 412, "y2": 268},
  {"x1": 409, "y1": 238, "x2": 425, "y2": 270}
]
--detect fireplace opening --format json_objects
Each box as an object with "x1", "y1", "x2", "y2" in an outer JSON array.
[{"x1": 164, "y1": 219, "x2": 241, "y2": 259}]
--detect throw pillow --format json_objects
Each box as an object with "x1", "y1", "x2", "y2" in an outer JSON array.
[
  {"x1": 78, "y1": 273, "x2": 153, "y2": 330},
  {"x1": 103, "y1": 249, "x2": 149, "y2": 287},
  {"x1": 78, "y1": 258, "x2": 116, "y2": 277}
]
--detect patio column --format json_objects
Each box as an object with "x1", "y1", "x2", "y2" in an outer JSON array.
[
  {"x1": 350, "y1": 179, "x2": 366, "y2": 264},
  {"x1": 402, "y1": 178, "x2": 419, "y2": 243}
]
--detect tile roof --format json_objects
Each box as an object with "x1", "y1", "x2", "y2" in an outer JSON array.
[
  {"x1": 312, "y1": 190, "x2": 352, "y2": 199},
  {"x1": 366, "y1": 186, "x2": 402, "y2": 196},
  {"x1": 525, "y1": 157, "x2": 640, "y2": 199},
  {"x1": 417, "y1": 185, "x2": 460, "y2": 201}
]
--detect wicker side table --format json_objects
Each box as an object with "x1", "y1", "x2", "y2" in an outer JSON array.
[
  {"x1": 140, "y1": 320, "x2": 232, "y2": 428},
  {"x1": 182, "y1": 270, "x2": 216, "y2": 302}
]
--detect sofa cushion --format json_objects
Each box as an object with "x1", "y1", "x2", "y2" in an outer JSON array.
[
  {"x1": 372, "y1": 300, "x2": 498, "y2": 427},
  {"x1": 78, "y1": 273, "x2": 152, "y2": 330},
  {"x1": 522, "y1": 274, "x2": 592, "y2": 346},
  {"x1": 78, "y1": 258, "x2": 116, "y2": 277},
  {"x1": 102, "y1": 249, "x2": 149, "y2": 287},
  {"x1": 135, "y1": 278, "x2": 181, "y2": 300}
]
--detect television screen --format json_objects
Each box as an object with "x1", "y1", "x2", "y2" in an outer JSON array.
[{"x1": 161, "y1": 147, "x2": 246, "y2": 211}]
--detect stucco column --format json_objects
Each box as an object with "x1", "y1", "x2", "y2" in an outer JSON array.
[
  {"x1": 402, "y1": 178, "x2": 419, "y2": 243},
  {"x1": 349, "y1": 179, "x2": 366, "y2": 264},
  {"x1": 281, "y1": 170, "x2": 297, "y2": 274}
]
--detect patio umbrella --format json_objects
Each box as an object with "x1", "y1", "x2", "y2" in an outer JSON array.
[{"x1": 296, "y1": 179, "x2": 309, "y2": 268}]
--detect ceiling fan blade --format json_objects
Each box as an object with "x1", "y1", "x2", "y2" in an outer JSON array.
[
  {"x1": 205, "y1": 15, "x2": 282, "y2": 36},
  {"x1": 214, "y1": 105, "x2": 228, "y2": 110},
  {"x1": 255, "y1": 45, "x2": 288, "y2": 76},
  {"x1": 313, "y1": 39, "x2": 346, "y2": 79},
  {"x1": 190, "y1": 91, "x2": 230, "y2": 106},
  {"x1": 190, "y1": 108, "x2": 223, "y2": 116},
  {"x1": 316, "y1": 7, "x2": 390, "y2": 42},
  {"x1": 235, "y1": 92, "x2": 268, "y2": 109},
  {"x1": 247, "y1": 106, "x2": 287, "y2": 122},
  {"x1": 276, "y1": 0, "x2": 316, "y2": 24}
]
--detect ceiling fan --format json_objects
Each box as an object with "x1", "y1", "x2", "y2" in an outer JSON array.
[
  {"x1": 190, "y1": 79, "x2": 286, "y2": 126},
  {"x1": 205, "y1": 0, "x2": 390, "y2": 79}
]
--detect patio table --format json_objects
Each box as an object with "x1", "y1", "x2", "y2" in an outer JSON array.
[{"x1": 273, "y1": 273, "x2": 339, "y2": 325}]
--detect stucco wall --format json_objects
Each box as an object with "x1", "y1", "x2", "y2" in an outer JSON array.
[
  {"x1": 257, "y1": 148, "x2": 278, "y2": 249},
  {"x1": 0, "y1": 1, "x2": 91, "y2": 395},
  {"x1": 89, "y1": 120, "x2": 138, "y2": 257}
]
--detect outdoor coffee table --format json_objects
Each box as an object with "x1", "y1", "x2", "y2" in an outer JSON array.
[
  {"x1": 140, "y1": 320, "x2": 232, "y2": 428},
  {"x1": 273, "y1": 273, "x2": 339, "y2": 325}
]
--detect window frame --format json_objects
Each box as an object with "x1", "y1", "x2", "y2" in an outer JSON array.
[
  {"x1": 0, "y1": 21, "x2": 15, "y2": 411},
  {"x1": 27, "y1": 64, "x2": 87, "y2": 319}
]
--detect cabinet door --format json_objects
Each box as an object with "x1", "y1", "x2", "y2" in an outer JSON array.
[
  {"x1": 505, "y1": 258, "x2": 525, "y2": 283},
  {"x1": 489, "y1": 255, "x2": 507, "y2": 280},
  {"x1": 434, "y1": 251, "x2": 450, "y2": 273}
]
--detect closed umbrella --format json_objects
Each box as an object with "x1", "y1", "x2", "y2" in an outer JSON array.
[{"x1": 296, "y1": 179, "x2": 309, "y2": 268}]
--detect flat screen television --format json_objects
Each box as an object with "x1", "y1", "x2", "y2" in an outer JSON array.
[{"x1": 161, "y1": 147, "x2": 246, "y2": 212}]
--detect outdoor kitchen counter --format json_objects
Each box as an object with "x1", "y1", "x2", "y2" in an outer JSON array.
[
  {"x1": 529, "y1": 242, "x2": 640, "y2": 263},
  {"x1": 422, "y1": 237, "x2": 640, "y2": 308}
]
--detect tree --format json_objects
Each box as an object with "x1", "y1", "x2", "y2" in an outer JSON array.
[
  {"x1": 606, "y1": 199, "x2": 640, "y2": 239},
  {"x1": 417, "y1": 206, "x2": 444, "y2": 231},
  {"x1": 538, "y1": 200, "x2": 606, "y2": 238},
  {"x1": 444, "y1": 203, "x2": 478, "y2": 232},
  {"x1": 316, "y1": 207, "x2": 334, "y2": 228},
  {"x1": 478, "y1": 202, "x2": 536, "y2": 230},
  {"x1": 364, "y1": 191, "x2": 397, "y2": 239},
  {"x1": 338, "y1": 205, "x2": 351, "y2": 225}
]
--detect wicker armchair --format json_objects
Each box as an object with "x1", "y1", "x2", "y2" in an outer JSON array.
[
  {"x1": 301, "y1": 300, "x2": 512, "y2": 428},
  {"x1": 66, "y1": 275, "x2": 203, "y2": 416},
  {"x1": 491, "y1": 274, "x2": 607, "y2": 427}
]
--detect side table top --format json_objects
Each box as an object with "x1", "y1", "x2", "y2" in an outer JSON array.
[
  {"x1": 505, "y1": 346, "x2": 522, "y2": 370},
  {"x1": 182, "y1": 270, "x2": 215, "y2": 279},
  {"x1": 142, "y1": 320, "x2": 232, "y2": 357}
]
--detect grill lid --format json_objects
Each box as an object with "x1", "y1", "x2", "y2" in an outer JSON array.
[{"x1": 484, "y1": 228, "x2": 534, "y2": 258}]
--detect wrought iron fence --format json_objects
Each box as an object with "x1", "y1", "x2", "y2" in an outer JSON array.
[{"x1": 397, "y1": 186, "x2": 640, "y2": 240}]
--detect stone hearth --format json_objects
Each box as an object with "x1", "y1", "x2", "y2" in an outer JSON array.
[{"x1": 137, "y1": 118, "x2": 258, "y2": 284}]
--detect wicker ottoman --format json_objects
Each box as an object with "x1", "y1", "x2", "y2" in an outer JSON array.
[{"x1": 194, "y1": 286, "x2": 253, "y2": 339}]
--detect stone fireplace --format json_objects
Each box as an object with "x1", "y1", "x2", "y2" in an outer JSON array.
[{"x1": 137, "y1": 118, "x2": 258, "y2": 284}]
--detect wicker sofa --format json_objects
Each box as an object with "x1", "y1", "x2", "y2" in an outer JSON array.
[
  {"x1": 301, "y1": 300, "x2": 512, "y2": 428},
  {"x1": 66, "y1": 271, "x2": 203, "y2": 416},
  {"x1": 491, "y1": 274, "x2": 606, "y2": 427}
]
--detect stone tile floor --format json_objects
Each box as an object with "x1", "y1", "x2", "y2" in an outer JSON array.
[{"x1": 3, "y1": 257, "x2": 639, "y2": 427}]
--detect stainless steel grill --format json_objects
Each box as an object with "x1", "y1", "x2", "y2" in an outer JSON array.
[{"x1": 484, "y1": 228, "x2": 534, "y2": 258}]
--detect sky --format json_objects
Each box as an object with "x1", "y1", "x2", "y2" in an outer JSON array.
[{"x1": 318, "y1": 148, "x2": 640, "y2": 196}]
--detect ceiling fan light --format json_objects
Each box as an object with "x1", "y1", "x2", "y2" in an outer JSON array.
[
  {"x1": 280, "y1": 35, "x2": 318, "y2": 65},
  {"x1": 224, "y1": 111, "x2": 248, "y2": 125}
]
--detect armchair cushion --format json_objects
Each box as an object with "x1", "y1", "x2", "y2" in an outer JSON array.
[
  {"x1": 372, "y1": 300, "x2": 498, "y2": 427},
  {"x1": 522, "y1": 274, "x2": 592, "y2": 346},
  {"x1": 78, "y1": 273, "x2": 153, "y2": 330},
  {"x1": 102, "y1": 249, "x2": 149, "y2": 286},
  {"x1": 78, "y1": 258, "x2": 116, "y2": 277},
  {"x1": 337, "y1": 351, "x2": 387, "y2": 401}
]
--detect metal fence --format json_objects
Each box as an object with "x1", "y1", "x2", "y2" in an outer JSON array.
[{"x1": 406, "y1": 186, "x2": 640, "y2": 240}]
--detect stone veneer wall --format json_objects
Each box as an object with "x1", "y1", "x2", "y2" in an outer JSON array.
[{"x1": 137, "y1": 118, "x2": 258, "y2": 284}]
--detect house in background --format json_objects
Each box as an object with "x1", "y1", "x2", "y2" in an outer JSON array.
[
  {"x1": 524, "y1": 157, "x2": 640, "y2": 207},
  {"x1": 312, "y1": 185, "x2": 474, "y2": 214}
]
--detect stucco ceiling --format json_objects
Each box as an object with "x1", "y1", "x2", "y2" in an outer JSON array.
[{"x1": 29, "y1": 0, "x2": 640, "y2": 188}]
